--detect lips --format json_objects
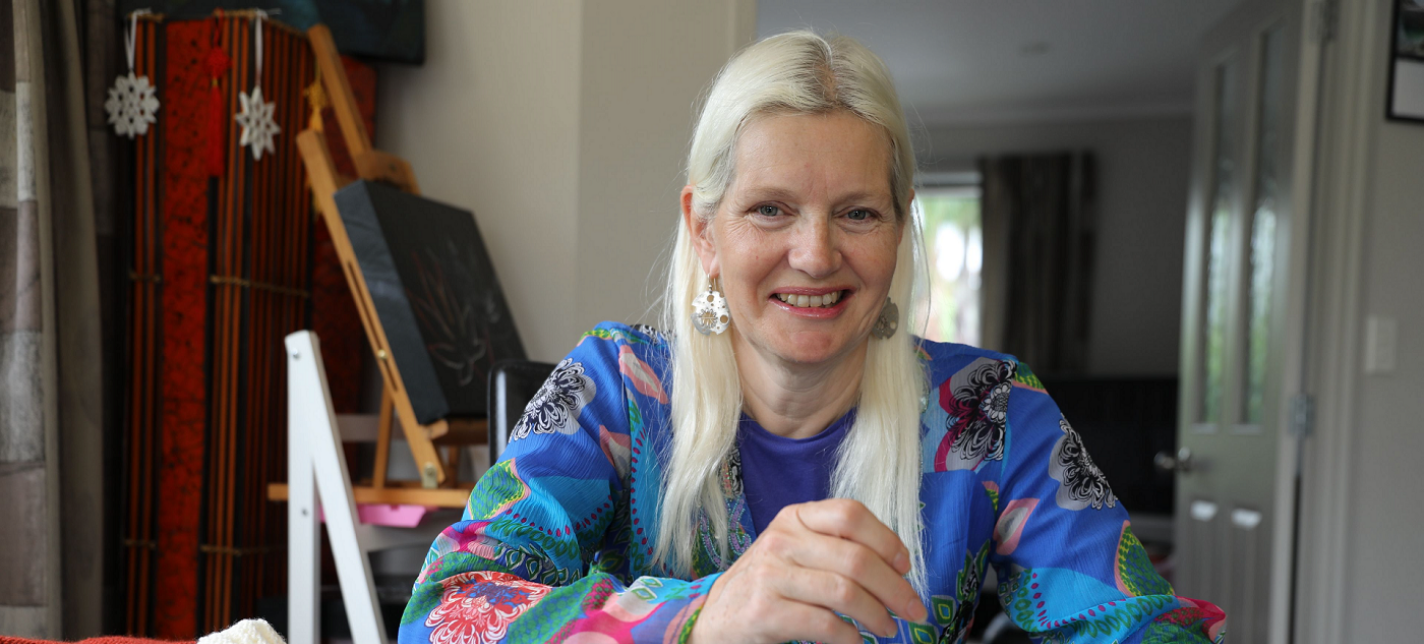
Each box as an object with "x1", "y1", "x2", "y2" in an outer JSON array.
[{"x1": 766, "y1": 287, "x2": 854, "y2": 318}]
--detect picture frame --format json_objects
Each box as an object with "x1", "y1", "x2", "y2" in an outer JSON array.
[{"x1": 1387, "y1": 0, "x2": 1424, "y2": 123}]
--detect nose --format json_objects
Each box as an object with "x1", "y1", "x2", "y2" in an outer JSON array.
[{"x1": 786, "y1": 215, "x2": 841, "y2": 279}]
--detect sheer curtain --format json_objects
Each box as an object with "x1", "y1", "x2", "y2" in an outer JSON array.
[
  {"x1": 978, "y1": 151, "x2": 1096, "y2": 375},
  {"x1": 1, "y1": 0, "x2": 109, "y2": 637}
]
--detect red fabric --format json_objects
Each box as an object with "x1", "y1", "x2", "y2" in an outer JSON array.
[
  {"x1": 0, "y1": 637, "x2": 194, "y2": 644},
  {"x1": 156, "y1": 19, "x2": 212, "y2": 639}
]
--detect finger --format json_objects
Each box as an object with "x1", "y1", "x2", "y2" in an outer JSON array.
[
  {"x1": 758, "y1": 599, "x2": 866, "y2": 644},
  {"x1": 770, "y1": 564, "x2": 900, "y2": 638},
  {"x1": 778, "y1": 528, "x2": 925, "y2": 624},
  {"x1": 792, "y1": 500, "x2": 911, "y2": 574}
]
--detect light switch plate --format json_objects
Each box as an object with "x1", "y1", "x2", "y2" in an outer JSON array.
[{"x1": 1364, "y1": 316, "x2": 1398, "y2": 374}]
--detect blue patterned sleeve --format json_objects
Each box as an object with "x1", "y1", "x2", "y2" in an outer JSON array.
[
  {"x1": 398, "y1": 325, "x2": 718, "y2": 644},
  {"x1": 987, "y1": 361, "x2": 1226, "y2": 643}
]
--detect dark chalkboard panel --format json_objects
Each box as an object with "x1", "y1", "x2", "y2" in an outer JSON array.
[
  {"x1": 334, "y1": 180, "x2": 525, "y2": 423},
  {"x1": 118, "y1": 1, "x2": 425, "y2": 64}
]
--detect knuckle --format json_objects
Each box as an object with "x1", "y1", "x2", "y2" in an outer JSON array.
[
  {"x1": 774, "y1": 504, "x2": 800, "y2": 525},
  {"x1": 845, "y1": 547, "x2": 873, "y2": 578},
  {"x1": 831, "y1": 499, "x2": 865, "y2": 525},
  {"x1": 828, "y1": 575, "x2": 857, "y2": 606},
  {"x1": 759, "y1": 531, "x2": 788, "y2": 556}
]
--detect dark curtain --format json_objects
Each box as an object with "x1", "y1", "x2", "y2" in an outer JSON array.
[{"x1": 980, "y1": 152, "x2": 1096, "y2": 375}]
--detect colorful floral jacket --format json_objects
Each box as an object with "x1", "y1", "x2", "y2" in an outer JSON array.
[{"x1": 399, "y1": 322, "x2": 1226, "y2": 644}]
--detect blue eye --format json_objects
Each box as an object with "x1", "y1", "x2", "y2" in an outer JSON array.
[
  {"x1": 757, "y1": 204, "x2": 781, "y2": 217},
  {"x1": 848, "y1": 209, "x2": 872, "y2": 221}
]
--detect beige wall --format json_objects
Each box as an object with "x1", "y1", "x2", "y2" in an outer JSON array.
[
  {"x1": 921, "y1": 116, "x2": 1194, "y2": 376},
  {"x1": 376, "y1": 0, "x2": 755, "y2": 362},
  {"x1": 1337, "y1": 1, "x2": 1424, "y2": 638},
  {"x1": 576, "y1": 2, "x2": 756, "y2": 328}
]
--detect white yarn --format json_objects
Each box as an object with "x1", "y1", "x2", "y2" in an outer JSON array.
[{"x1": 196, "y1": 619, "x2": 288, "y2": 644}]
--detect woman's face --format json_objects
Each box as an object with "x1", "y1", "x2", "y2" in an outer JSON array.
[{"x1": 685, "y1": 111, "x2": 905, "y2": 366}]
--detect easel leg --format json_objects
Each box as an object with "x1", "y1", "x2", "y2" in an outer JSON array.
[
  {"x1": 442, "y1": 445, "x2": 462, "y2": 489},
  {"x1": 373, "y1": 386, "x2": 393, "y2": 489}
]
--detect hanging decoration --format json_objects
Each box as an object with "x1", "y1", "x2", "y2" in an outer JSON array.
[
  {"x1": 204, "y1": 13, "x2": 232, "y2": 176},
  {"x1": 106, "y1": 9, "x2": 160, "y2": 138},
  {"x1": 234, "y1": 9, "x2": 280, "y2": 160}
]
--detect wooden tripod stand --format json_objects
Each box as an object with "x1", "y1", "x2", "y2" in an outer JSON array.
[{"x1": 269, "y1": 24, "x2": 486, "y2": 508}]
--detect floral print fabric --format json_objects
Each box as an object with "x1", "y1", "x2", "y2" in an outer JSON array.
[{"x1": 400, "y1": 322, "x2": 1226, "y2": 643}]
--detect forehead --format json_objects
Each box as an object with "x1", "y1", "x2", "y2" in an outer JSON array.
[{"x1": 729, "y1": 111, "x2": 894, "y2": 199}]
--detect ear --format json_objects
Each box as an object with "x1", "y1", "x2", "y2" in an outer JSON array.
[{"x1": 681, "y1": 185, "x2": 719, "y2": 278}]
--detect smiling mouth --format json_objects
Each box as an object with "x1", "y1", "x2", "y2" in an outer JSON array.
[{"x1": 772, "y1": 290, "x2": 849, "y2": 309}]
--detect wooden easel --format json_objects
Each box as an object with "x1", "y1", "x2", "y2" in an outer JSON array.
[{"x1": 269, "y1": 24, "x2": 485, "y2": 507}]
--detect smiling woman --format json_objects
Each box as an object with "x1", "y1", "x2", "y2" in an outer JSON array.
[{"x1": 399, "y1": 31, "x2": 1225, "y2": 644}]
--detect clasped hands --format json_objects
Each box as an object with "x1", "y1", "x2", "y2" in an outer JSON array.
[{"x1": 689, "y1": 499, "x2": 930, "y2": 644}]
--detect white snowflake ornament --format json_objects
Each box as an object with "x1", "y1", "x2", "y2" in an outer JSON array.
[
  {"x1": 108, "y1": 11, "x2": 160, "y2": 139},
  {"x1": 235, "y1": 87, "x2": 280, "y2": 161},
  {"x1": 105, "y1": 71, "x2": 160, "y2": 138}
]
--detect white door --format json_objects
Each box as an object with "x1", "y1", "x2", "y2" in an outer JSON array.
[{"x1": 1171, "y1": 1, "x2": 1324, "y2": 642}]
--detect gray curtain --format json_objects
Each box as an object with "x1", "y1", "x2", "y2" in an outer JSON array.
[
  {"x1": 979, "y1": 152, "x2": 1096, "y2": 375},
  {"x1": 1, "y1": 0, "x2": 110, "y2": 637}
]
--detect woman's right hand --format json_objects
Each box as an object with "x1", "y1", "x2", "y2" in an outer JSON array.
[{"x1": 688, "y1": 498, "x2": 929, "y2": 644}]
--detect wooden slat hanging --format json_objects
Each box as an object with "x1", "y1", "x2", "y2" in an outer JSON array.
[
  {"x1": 201, "y1": 13, "x2": 316, "y2": 633},
  {"x1": 122, "y1": 14, "x2": 163, "y2": 637},
  {"x1": 121, "y1": 11, "x2": 365, "y2": 638}
]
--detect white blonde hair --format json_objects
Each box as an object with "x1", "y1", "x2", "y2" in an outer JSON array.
[{"x1": 655, "y1": 30, "x2": 929, "y2": 595}]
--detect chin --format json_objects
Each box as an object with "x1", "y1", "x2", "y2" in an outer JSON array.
[{"x1": 774, "y1": 330, "x2": 859, "y2": 365}]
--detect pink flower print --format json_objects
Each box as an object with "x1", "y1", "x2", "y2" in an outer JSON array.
[
  {"x1": 425, "y1": 571, "x2": 552, "y2": 644},
  {"x1": 618, "y1": 346, "x2": 668, "y2": 403}
]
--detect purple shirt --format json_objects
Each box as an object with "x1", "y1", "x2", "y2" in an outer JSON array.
[{"x1": 737, "y1": 409, "x2": 856, "y2": 535}]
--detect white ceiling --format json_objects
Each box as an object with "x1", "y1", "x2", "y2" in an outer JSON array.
[{"x1": 757, "y1": 0, "x2": 1249, "y2": 126}]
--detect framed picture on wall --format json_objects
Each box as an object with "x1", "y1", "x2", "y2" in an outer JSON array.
[{"x1": 1388, "y1": 0, "x2": 1424, "y2": 122}]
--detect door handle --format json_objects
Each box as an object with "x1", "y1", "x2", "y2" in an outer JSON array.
[{"x1": 1154, "y1": 447, "x2": 1193, "y2": 474}]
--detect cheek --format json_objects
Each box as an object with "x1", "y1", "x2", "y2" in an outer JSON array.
[
  {"x1": 715, "y1": 220, "x2": 780, "y2": 283},
  {"x1": 850, "y1": 231, "x2": 902, "y2": 290}
]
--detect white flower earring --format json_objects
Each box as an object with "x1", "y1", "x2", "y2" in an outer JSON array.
[
  {"x1": 871, "y1": 297, "x2": 899, "y2": 339},
  {"x1": 691, "y1": 278, "x2": 731, "y2": 336}
]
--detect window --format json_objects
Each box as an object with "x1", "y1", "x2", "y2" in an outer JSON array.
[{"x1": 914, "y1": 187, "x2": 983, "y2": 346}]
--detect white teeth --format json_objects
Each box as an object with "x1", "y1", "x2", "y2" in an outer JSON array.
[{"x1": 774, "y1": 291, "x2": 843, "y2": 308}]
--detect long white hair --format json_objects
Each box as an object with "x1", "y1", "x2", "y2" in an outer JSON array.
[{"x1": 655, "y1": 31, "x2": 929, "y2": 595}]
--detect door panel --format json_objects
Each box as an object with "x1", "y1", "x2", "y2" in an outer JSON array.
[
  {"x1": 1227, "y1": 506, "x2": 1266, "y2": 642},
  {"x1": 1175, "y1": 1, "x2": 1307, "y2": 642}
]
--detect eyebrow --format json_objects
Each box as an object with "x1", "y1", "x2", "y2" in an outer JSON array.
[{"x1": 734, "y1": 184, "x2": 892, "y2": 207}]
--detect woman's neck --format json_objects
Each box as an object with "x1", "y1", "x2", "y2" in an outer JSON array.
[{"x1": 732, "y1": 334, "x2": 867, "y2": 440}]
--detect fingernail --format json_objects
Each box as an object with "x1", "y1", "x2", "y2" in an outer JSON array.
[
  {"x1": 893, "y1": 549, "x2": 909, "y2": 573},
  {"x1": 908, "y1": 600, "x2": 928, "y2": 623}
]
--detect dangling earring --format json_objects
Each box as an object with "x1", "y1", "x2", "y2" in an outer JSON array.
[
  {"x1": 692, "y1": 278, "x2": 731, "y2": 335},
  {"x1": 871, "y1": 297, "x2": 899, "y2": 339}
]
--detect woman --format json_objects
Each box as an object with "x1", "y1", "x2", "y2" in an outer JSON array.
[{"x1": 399, "y1": 32, "x2": 1225, "y2": 644}]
